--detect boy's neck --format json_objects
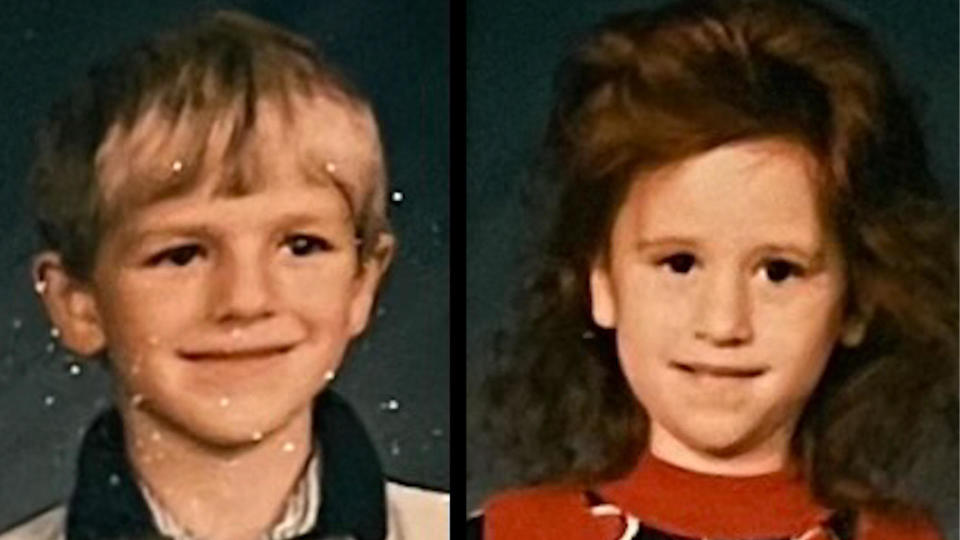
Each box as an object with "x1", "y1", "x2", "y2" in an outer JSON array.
[{"x1": 120, "y1": 403, "x2": 315, "y2": 540}]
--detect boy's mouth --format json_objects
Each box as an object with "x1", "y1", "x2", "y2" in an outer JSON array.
[
  {"x1": 178, "y1": 344, "x2": 297, "y2": 361},
  {"x1": 670, "y1": 360, "x2": 767, "y2": 378}
]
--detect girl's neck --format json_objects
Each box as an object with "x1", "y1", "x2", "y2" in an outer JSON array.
[
  {"x1": 648, "y1": 420, "x2": 795, "y2": 477},
  {"x1": 121, "y1": 404, "x2": 314, "y2": 540}
]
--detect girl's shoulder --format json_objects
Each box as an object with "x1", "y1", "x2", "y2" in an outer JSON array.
[
  {"x1": 476, "y1": 485, "x2": 946, "y2": 540},
  {"x1": 857, "y1": 510, "x2": 943, "y2": 540},
  {"x1": 480, "y1": 484, "x2": 622, "y2": 540}
]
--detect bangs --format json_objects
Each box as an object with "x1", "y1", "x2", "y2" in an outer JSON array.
[{"x1": 94, "y1": 70, "x2": 365, "y2": 232}]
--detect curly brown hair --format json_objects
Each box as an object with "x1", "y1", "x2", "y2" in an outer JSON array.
[{"x1": 483, "y1": 0, "x2": 957, "y2": 514}]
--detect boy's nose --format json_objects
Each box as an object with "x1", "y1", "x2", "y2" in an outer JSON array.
[
  {"x1": 692, "y1": 269, "x2": 753, "y2": 346},
  {"x1": 211, "y1": 256, "x2": 276, "y2": 323}
]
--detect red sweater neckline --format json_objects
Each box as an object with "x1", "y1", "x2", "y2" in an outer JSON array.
[{"x1": 599, "y1": 452, "x2": 831, "y2": 538}]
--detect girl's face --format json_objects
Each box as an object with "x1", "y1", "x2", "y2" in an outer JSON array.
[{"x1": 590, "y1": 139, "x2": 864, "y2": 475}]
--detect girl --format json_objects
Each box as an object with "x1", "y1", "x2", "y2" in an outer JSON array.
[{"x1": 475, "y1": 0, "x2": 957, "y2": 538}]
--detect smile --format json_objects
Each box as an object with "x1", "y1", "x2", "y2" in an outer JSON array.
[
  {"x1": 178, "y1": 344, "x2": 296, "y2": 362},
  {"x1": 670, "y1": 361, "x2": 767, "y2": 378}
]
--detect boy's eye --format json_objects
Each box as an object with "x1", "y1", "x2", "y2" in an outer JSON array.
[
  {"x1": 146, "y1": 244, "x2": 204, "y2": 267},
  {"x1": 284, "y1": 234, "x2": 333, "y2": 256},
  {"x1": 762, "y1": 259, "x2": 804, "y2": 283},
  {"x1": 658, "y1": 253, "x2": 696, "y2": 274}
]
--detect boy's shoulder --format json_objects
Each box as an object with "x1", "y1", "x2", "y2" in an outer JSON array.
[
  {"x1": 0, "y1": 505, "x2": 65, "y2": 540},
  {"x1": 0, "y1": 482, "x2": 449, "y2": 540},
  {"x1": 386, "y1": 480, "x2": 449, "y2": 540}
]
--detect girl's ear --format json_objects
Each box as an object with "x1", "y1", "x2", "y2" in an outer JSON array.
[
  {"x1": 589, "y1": 260, "x2": 617, "y2": 329},
  {"x1": 839, "y1": 304, "x2": 872, "y2": 348},
  {"x1": 32, "y1": 253, "x2": 107, "y2": 357}
]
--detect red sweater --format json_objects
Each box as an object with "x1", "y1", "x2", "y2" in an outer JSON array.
[{"x1": 485, "y1": 454, "x2": 942, "y2": 540}]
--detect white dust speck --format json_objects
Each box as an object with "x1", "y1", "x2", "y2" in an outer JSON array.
[
  {"x1": 379, "y1": 398, "x2": 400, "y2": 412},
  {"x1": 131, "y1": 394, "x2": 145, "y2": 407},
  {"x1": 43, "y1": 395, "x2": 55, "y2": 407},
  {"x1": 50, "y1": 327, "x2": 61, "y2": 339},
  {"x1": 219, "y1": 397, "x2": 230, "y2": 408},
  {"x1": 251, "y1": 431, "x2": 263, "y2": 442},
  {"x1": 324, "y1": 370, "x2": 336, "y2": 382},
  {"x1": 390, "y1": 190, "x2": 404, "y2": 203},
  {"x1": 11, "y1": 318, "x2": 22, "y2": 330},
  {"x1": 108, "y1": 473, "x2": 120, "y2": 487},
  {"x1": 68, "y1": 363, "x2": 82, "y2": 376},
  {"x1": 389, "y1": 439, "x2": 401, "y2": 456},
  {"x1": 282, "y1": 442, "x2": 295, "y2": 453}
]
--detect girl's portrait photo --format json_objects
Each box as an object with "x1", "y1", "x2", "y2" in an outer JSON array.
[{"x1": 468, "y1": 0, "x2": 957, "y2": 538}]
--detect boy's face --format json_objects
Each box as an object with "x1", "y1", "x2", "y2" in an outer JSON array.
[
  {"x1": 42, "y1": 94, "x2": 392, "y2": 447},
  {"x1": 590, "y1": 139, "x2": 863, "y2": 473}
]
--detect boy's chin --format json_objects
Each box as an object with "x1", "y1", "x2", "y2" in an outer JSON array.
[{"x1": 129, "y1": 398, "x2": 314, "y2": 451}]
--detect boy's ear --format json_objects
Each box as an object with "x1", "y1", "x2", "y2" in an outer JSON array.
[
  {"x1": 33, "y1": 253, "x2": 107, "y2": 357},
  {"x1": 347, "y1": 232, "x2": 396, "y2": 336},
  {"x1": 589, "y1": 259, "x2": 617, "y2": 329}
]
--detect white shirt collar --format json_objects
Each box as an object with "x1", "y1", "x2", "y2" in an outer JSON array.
[{"x1": 139, "y1": 451, "x2": 322, "y2": 540}]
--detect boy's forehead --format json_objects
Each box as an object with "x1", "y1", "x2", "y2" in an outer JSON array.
[{"x1": 95, "y1": 92, "x2": 383, "y2": 216}]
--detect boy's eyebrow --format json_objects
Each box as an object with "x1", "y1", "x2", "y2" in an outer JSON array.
[{"x1": 300, "y1": 158, "x2": 360, "y2": 222}]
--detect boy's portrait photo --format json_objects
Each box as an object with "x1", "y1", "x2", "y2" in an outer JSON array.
[
  {"x1": 0, "y1": 2, "x2": 448, "y2": 539},
  {"x1": 468, "y1": 0, "x2": 957, "y2": 539}
]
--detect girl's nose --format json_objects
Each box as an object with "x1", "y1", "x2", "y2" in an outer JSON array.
[{"x1": 692, "y1": 269, "x2": 753, "y2": 346}]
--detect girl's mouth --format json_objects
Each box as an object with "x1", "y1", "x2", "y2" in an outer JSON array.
[{"x1": 670, "y1": 361, "x2": 767, "y2": 378}]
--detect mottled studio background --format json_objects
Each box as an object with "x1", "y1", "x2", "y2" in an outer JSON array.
[
  {"x1": 466, "y1": 0, "x2": 959, "y2": 535},
  {"x1": 0, "y1": 0, "x2": 448, "y2": 529}
]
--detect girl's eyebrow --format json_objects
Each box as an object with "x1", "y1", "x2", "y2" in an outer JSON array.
[
  {"x1": 633, "y1": 236, "x2": 826, "y2": 262},
  {"x1": 633, "y1": 236, "x2": 701, "y2": 251}
]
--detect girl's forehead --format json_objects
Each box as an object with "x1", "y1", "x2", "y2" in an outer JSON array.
[{"x1": 95, "y1": 92, "x2": 383, "y2": 218}]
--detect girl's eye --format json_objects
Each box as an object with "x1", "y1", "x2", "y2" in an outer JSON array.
[
  {"x1": 146, "y1": 244, "x2": 204, "y2": 267},
  {"x1": 658, "y1": 253, "x2": 696, "y2": 274},
  {"x1": 284, "y1": 234, "x2": 333, "y2": 256},
  {"x1": 762, "y1": 259, "x2": 804, "y2": 283}
]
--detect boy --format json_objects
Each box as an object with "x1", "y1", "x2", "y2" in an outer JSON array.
[{"x1": 2, "y1": 10, "x2": 447, "y2": 540}]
